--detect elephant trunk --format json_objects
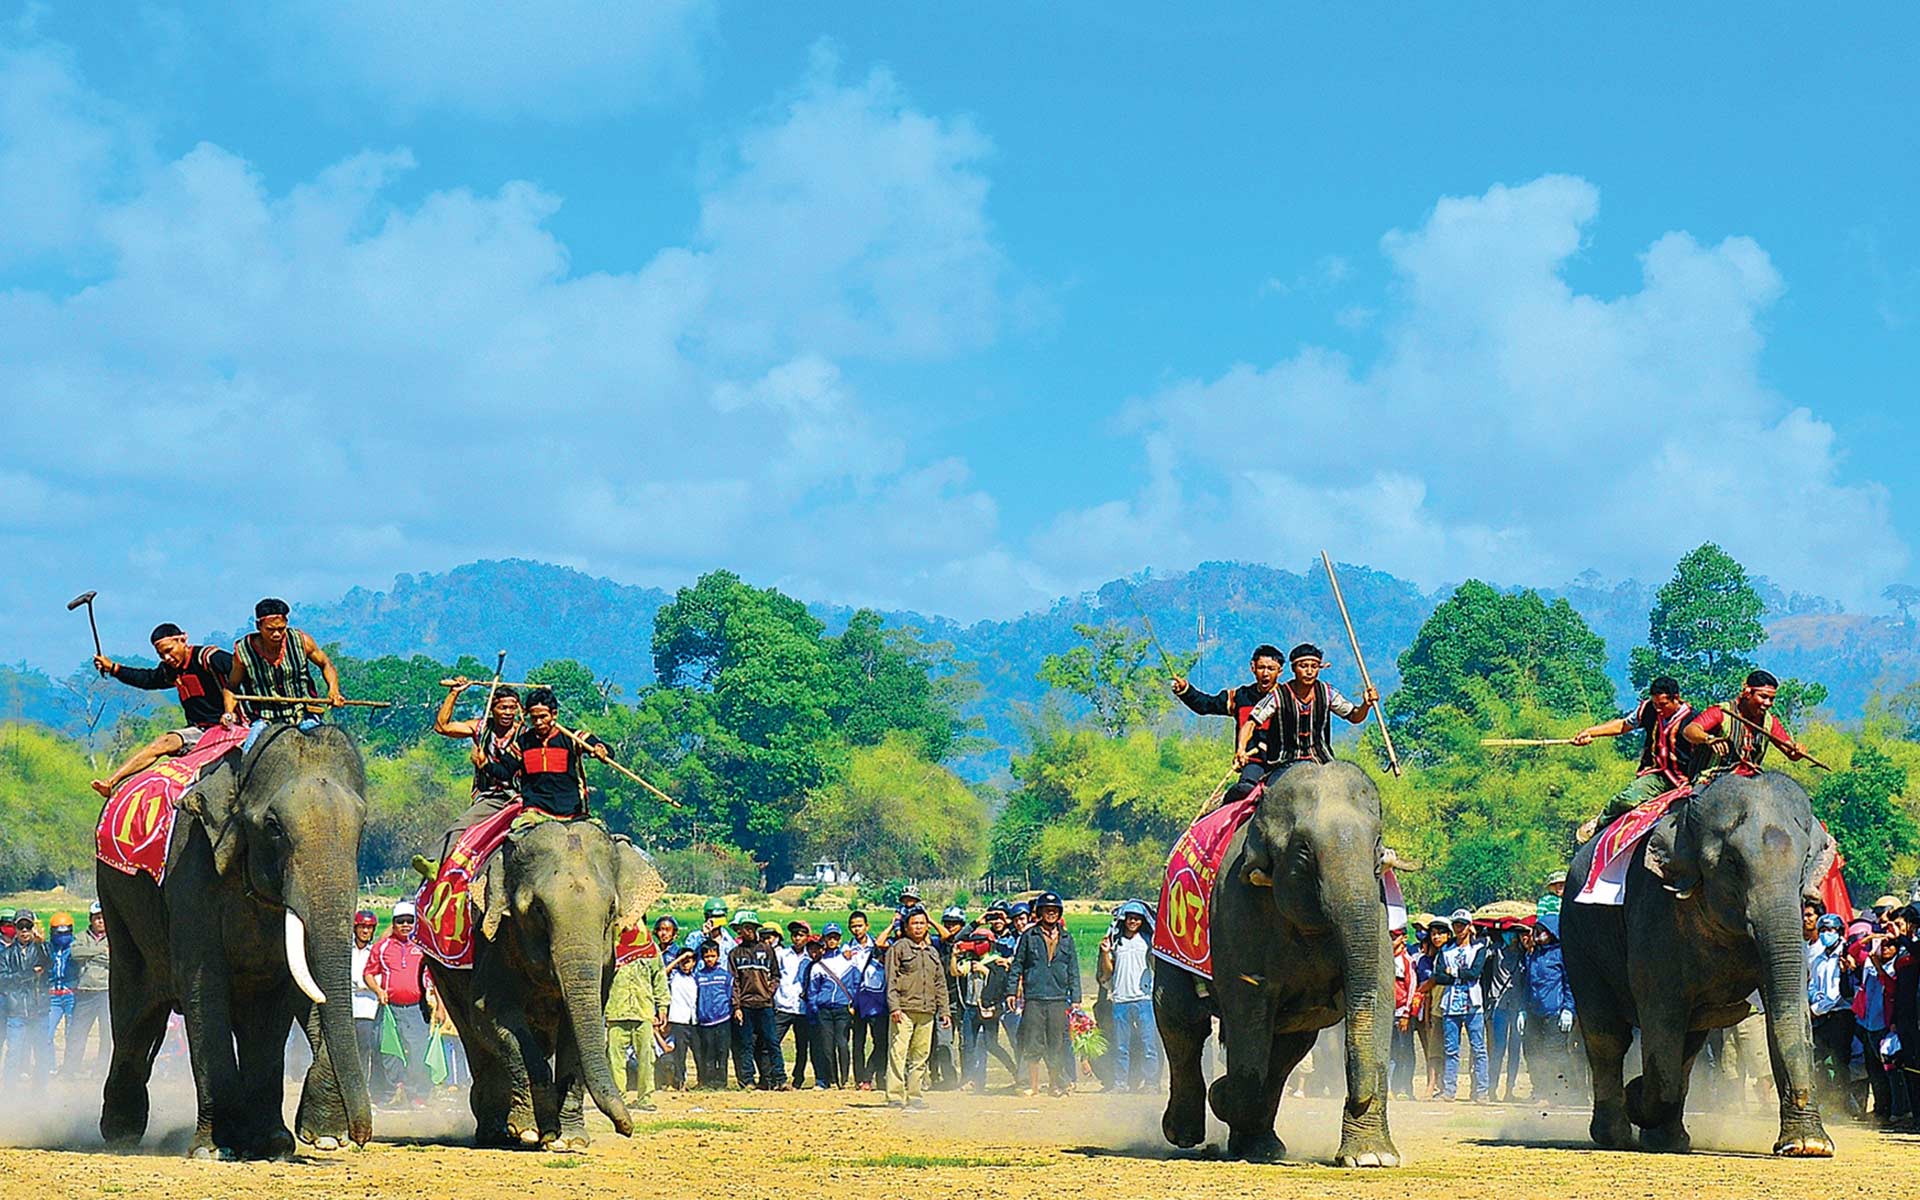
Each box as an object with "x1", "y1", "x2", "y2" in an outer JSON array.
[
  {"x1": 1321, "y1": 845, "x2": 1390, "y2": 1114},
  {"x1": 1752, "y1": 885, "x2": 1820, "y2": 1119},
  {"x1": 288, "y1": 885, "x2": 373, "y2": 1145},
  {"x1": 557, "y1": 940, "x2": 632, "y2": 1137}
]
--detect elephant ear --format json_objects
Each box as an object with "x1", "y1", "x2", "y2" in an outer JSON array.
[
  {"x1": 178, "y1": 758, "x2": 244, "y2": 876},
  {"x1": 1802, "y1": 821, "x2": 1838, "y2": 903},
  {"x1": 612, "y1": 837, "x2": 666, "y2": 932},
  {"x1": 472, "y1": 852, "x2": 511, "y2": 943},
  {"x1": 1643, "y1": 809, "x2": 1700, "y2": 886}
]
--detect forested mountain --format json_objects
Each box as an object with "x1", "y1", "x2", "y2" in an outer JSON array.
[{"x1": 10, "y1": 556, "x2": 1897, "y2": 776}]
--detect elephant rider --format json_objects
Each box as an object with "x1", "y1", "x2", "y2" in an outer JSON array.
[
  {"x1": 500, "y1": 686, "x2": 613, "y2": 818},
  {"x1": 606, "y1": 913, "x2": 670, "y2": 1112},
  {"x1": 411, "y1": 679, "x2": 525, "y2": 877},
  {"x1": 1681, "y1": 670, "x2": 1813, "y2": 781},
  {"x1": 1234, "y1": 644, "x2": 1377, "y2": 883},
  {"x1": 89, "y1": 623, "x2": 237, "y2": 797},
  {"x1": 223, "y1": 598, "x2": 345, "y2": 729},
  {"x1": 1570, "y1": 675, "x2": 1698, "y2": 842},
  {"x1": 1172, "y1": 644, "x2": 1286, "y2": 811}
]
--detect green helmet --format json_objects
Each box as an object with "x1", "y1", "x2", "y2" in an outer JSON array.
[{"x1": 703, "y1": 897, "x2": 728, "y2": 918}]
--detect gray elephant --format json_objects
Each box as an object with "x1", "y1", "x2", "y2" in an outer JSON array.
[
  {"x1": 1155, "y1": 760, "x2": 1399, "y2": 1167},
  {"x1": 425, "y1": 817, "x2": 663, "y2": 1149},
  {"x1": 96, "y1": 723, "x2": 372, "y2": 1158},
  {"x1": 1561, "y1": 769, "x2": 1836, "y2": 1156}
]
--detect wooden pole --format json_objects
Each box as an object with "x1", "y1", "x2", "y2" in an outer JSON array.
[
  {"x1": 1724, "y1": 708, "x2": 1832, "y2": 772},
  {"x1": 1479, "y1": 738, "x2": 1578, "y2": 748},
  {"x1": 479, "y1": 650, "x2": 507, "y2": 722},
  {"x1": 551, "y1": 722, "x2": 684, "y2": 808},
  {"x1": 1141, "y1": 614, "x2": 1179, "y2": 677},
  {"x1": 231, "y1": 694, "x2": 391, "y2": 709},
  {"x1": 441, "y1": 677, "x2": 547, "y2": 690},
  {"x1": 1319, "y1": 551, "x2": 1403, "y2": 777}
]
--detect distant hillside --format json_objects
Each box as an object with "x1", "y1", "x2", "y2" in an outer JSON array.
[{"x1": 67, "y1": 556, "x2": 1904, "y2": 780}]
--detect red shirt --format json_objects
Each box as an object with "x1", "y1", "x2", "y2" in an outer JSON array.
[{"x1": 366, "y1": 933, "x2": 427, "y2": 1006}]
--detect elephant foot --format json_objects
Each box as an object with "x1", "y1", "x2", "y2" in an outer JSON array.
[
  {"x1": 310, "y1": 1135, "x2": 342, "y2": 1152},
  {"x1": 1775, "y1": 1103, "x2": 1835, "y2": 1158},
  {"x1": 1589, "y1": 1102, "x2": 1634, "y2": 1150},
  {"x1": 1639, "y1": 1122, "x2": 1691, "y2": 1155},
  {"x1": 517, "y1": 1128, "x2": 542, "y2": 1147},
  {"x1": 1773, "y1": 1133, "x2": 1835, "y2": 1158},
  {"x1": 100, "y1": 1101, "x2": 149, "y2": 1148},
  {"x1": 1162, "y1": 1098, "x2": 1207, "y2": 1149},
  {"x1": 1335, "y1": 1124, "x2": 1401, "y2": 1169},
  {"x1": 548, "y1": 1134, "x2": 591, "y2": 1153},
  {"x1": 1225, "y1": 1128, "x2": 1285, "y2": 1162},
  {"x1": 247, "y1": 1128, "x2": 296, "y2": 1161}
]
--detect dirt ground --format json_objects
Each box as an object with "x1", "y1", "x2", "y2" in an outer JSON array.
[{"x1": 0, "y1": 1071, "x2": 1907, "y2": 1200}]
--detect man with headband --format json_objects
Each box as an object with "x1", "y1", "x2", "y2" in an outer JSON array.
[{"x1": 89, "y1": 622, "x2": 236, "y2": 797}]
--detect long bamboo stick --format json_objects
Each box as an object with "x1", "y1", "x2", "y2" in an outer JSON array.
[
  {"x1": 550, "y1": 722, "x2": 684, "y2": 808},
  {"x1": 231, "y1": 694, "x2": 391, "y2": 709},
  {"x1": 1320, "y1": 551, "x2": 1402, "y2": 777}
]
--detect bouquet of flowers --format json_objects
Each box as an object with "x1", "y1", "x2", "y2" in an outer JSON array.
[{"x1": 1068, "y1": 1005, "x2": 1107, "y2": 1065}]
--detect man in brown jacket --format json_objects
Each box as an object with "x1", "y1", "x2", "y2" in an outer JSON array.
[{"x1": 885, "y1": 907, "x2": 952, "y2": 1107}]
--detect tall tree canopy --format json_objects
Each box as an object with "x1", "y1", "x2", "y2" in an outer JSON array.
[
  {"x1": 1391, "y1": 580, "x2": 1615, "y2": 757},
  {"x1": 1629, "y1": 543, "x2": 1826, "y2": 722},
  {"x1": 1038, "y1": 621, "x2": 1195, "y2": 737}
]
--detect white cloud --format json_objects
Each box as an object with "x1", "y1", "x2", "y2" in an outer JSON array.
[
  {"x1": 0, "y1": 36, "x2": 141, "y2": 266},
  {"x1": 1039, "y1": 175, "x2": 1906, "y2": 606},
  {"x1": 259, "y1": 0, "x2": 713, "y2": 120},
  {"x1": 0, "y1": 33, "x2": 1014, "y2": 663},
  {"x1": 693, "y1": 45, "x2": 1003, "y2": 362}
]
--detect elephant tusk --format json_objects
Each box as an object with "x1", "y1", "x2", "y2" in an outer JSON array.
[{"x1": 286, "y1": 910, "x2": 327, "y2": 1005}]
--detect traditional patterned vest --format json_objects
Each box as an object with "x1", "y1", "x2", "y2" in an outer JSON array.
[
  {"x1": 1263, "y1": 680, "x2": 1333, "y2": 765},
  {"x1": 471, "y1": 722, "x2": 522, "y2": 799},
  {"x1": 1638, "y1": 701, "x2": 1697, "y2": 785},
  {"x1": 237, "y1": 629, "x2": 317, "y2": 722}
]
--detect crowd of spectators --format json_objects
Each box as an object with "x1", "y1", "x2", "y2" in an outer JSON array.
[{"x1": 6, "y1": 880, "x2": 1919, "y2": 1139}]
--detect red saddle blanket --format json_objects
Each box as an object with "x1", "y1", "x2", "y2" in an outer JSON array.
[
  {"x1": 414, "y1": 801, "x2": 528, "y2": 968},
  {"x1": 1152, "y1": 795, "x2": 1258, "y2": 980},
  {"x1": 1574, "y1": 785, "x2": 1690, "y2": 907},
  {"x1": 95, "y1": 723, "x2": 250, "y2": 884},
  {"x1": 614, "y1": 925, "x2": 658, "y2": 968}
]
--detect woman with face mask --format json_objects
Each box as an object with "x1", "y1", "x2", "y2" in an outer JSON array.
[{"x1": 1806, "y1": 912, "x2": 1855, "y2": 1113}]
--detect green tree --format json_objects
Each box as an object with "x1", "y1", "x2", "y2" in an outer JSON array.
[
  {"x1": 793, "y1": 734, "x2": 986, "y2": 882},
  {"x1": 0, "y1": 723, "x2": 98, "y2": 891},
  {"x1": 1038, "y1": 621, "x2": 1195, "y2": 737},
  {"x1": 826, "y1": 611, "x2": 968, "y2": 762},
  {"x1": 1392, "y1": 581, "x2": 1615, "y2": 758},
  {"x1": 1629, "y1": 544, "x2": 1827, "y2": 722},
  {"x1": 1811, "y1": 744, "x2": 1918, "y2": 902}
]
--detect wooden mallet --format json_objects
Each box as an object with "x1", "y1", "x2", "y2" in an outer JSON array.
[{"x1": 67, "y1": 590, "x2": 104, "y2": 675}]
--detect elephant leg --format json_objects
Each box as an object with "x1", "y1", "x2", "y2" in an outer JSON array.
[
  {"x1": 495, "y1": 1016, "x2": 553, "y2": 1145},
  {"x1": 552, "y1": 1028, "x2": 591, "y2": 1152},
  {"x1": 173, "y1": 954, "x2": 243, "y2": 1158},
  {"x1": 1229, "y1": 1028, "x2": 1314, "y2": 1161},
  {"x1": 1632, "y1": 1009, "x2": 1695, "y2": 1153},
  {"x1": 99, "y1": 980, "x2": 171, "y2": 1148},
  {"x1": 1208, "y1": 982, "x2": 1281, "y2": 1154},
  {"x1": 295, "y1": 1002, "x2": 349, "y2": 1148},
  {"x1": 231, "y1": 991, "x2": 298, "y2": 1159},
  {"x1": 1579, "y1": 1014, "x2": 1635, "y2": 1149},
  {"x1": 1154, "y1": 966, "x2": 1213, "y2": 1150}
]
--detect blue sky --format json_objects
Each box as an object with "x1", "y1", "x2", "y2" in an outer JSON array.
[{"x1": 3, "y1": 3, "x2": 1917, "y2": 666}]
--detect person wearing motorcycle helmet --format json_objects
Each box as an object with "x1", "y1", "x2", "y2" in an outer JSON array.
[
  {"x1": 1098, "y1": 899, "x2": 1158, "y2": 1092},
  {"x1": 1010, "y1": 891, "x2": 1079, "y2": 1095}
]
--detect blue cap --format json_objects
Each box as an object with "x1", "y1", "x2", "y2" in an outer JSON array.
[{"x1": 822, "y1": 922, "x2": 843, "y2": 937}]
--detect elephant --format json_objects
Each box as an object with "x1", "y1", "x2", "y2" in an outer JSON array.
[
  {"x1": 425, "y1": 816, "x2": 664, "y2": 1150},
  {"x1": 1155, "y1": 760, "x2": 1399, "y2": 1167},
  {"x1": 1561, "y1": 768, "x2": 1836, "y2": 1156},
  {"x1": 96, "y1": 723, "x2": 373, "y2": 1158}
]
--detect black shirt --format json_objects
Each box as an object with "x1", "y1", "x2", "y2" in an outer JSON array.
[
  {"x1": 111, "y1": 646, "x2": 234, "y2": 728},
  {"x1": 1177, "y1": 680, "x2": 1279, "y2": 764},
  {"x1": 504, "y1": 727, "x2": 604, "y2": 816}
]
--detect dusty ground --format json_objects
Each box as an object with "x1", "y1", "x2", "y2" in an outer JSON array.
[{"x1": 0, "y1": 1071, "x2": 1906, "y2": 1200}]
